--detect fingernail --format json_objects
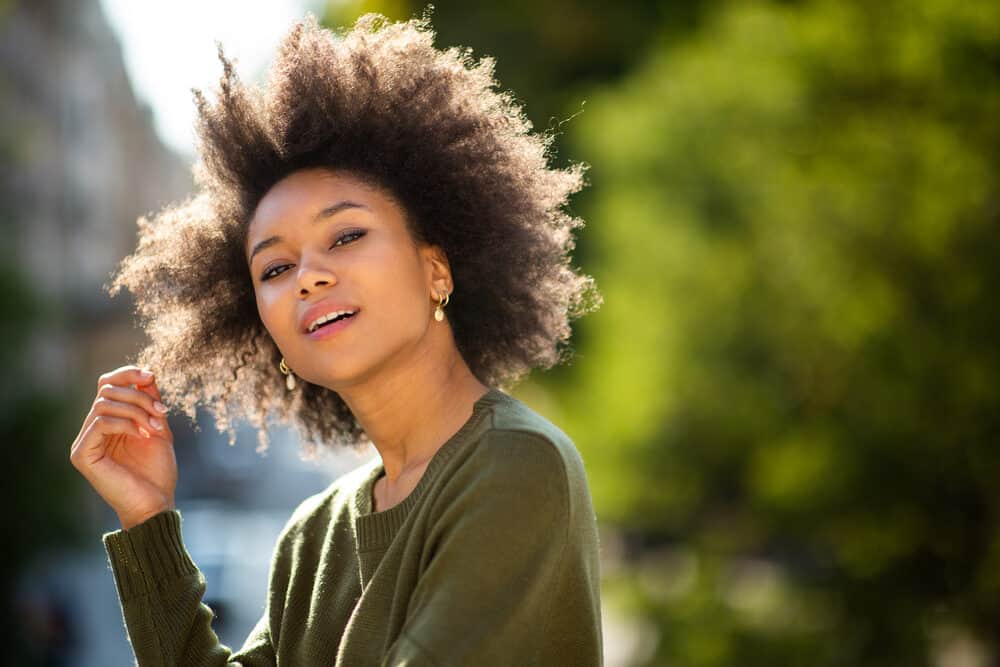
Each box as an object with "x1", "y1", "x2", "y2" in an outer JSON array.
[
  {"x1": 154, "y1": 401, "x2": 167, "y2": 413},
  {"x1": 150, "y1": 417, "x2": 163, "y2": 431},
  {"x1": 140, "y1": 369, "x2": 153, "y2": 377}
]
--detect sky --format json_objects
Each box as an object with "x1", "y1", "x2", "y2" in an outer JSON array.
[{"x1": 100, "y1": 0, "x2": 327, "y2": 158}]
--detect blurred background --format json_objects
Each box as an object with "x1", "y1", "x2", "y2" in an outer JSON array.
[{"x1": 2, "y1": 0, "x2": 998, "y2": 665}]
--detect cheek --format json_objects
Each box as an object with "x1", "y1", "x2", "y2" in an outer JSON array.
[
  {"x1": 377, "y1": 255, "x2": 430, "y2": 318},
  {"x1": 255, "y1": 287, "x2": 291, "y2": 337}
]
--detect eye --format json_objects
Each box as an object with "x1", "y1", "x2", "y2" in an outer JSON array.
[
  {"x1": 259, "y1": 229, "x2": 366, "y2": 282},
  {"x1": 333, "y1": 229, "x2": 365, "y2": 247},
  {"x1": 260, "y1": 264, "x2": 290, "y2": 281}
]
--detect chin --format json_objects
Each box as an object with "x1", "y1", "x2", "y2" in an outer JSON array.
[{"x1": 306, "y1": 355, "x2": 376, "y2": 391}]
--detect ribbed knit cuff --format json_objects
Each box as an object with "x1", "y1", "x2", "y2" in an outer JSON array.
[{"x1": 102, "y1": 509, "x2": 199, "y2": 602}]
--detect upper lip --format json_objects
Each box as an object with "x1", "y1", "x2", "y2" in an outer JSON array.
[{"x1": 300, "y1": 300, "x2": 360, "y2": 333}]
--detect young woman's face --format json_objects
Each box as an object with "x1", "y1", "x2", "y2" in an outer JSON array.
[{"x1": 245, "y1": 167, "x2": 449, "y2": 390}]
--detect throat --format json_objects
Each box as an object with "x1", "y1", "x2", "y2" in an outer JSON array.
[
  {"x1": 372, "y1": 465, "x2": 427, "y2": 513},
  {"x1": 372, "y1": 476, "x2": 394, "y2": 513}
]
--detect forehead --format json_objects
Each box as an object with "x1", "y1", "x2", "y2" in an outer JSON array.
[{"x1": 249, "y1": 168, "x2": 388, "y2": 235}]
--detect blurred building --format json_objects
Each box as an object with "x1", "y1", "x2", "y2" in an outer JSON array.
[{"x1": 0, "y1": 0, "x2": 191, "y2": 388}]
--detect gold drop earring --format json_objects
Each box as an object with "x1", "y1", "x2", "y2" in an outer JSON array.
[
  {"x1": 279, "y1": 357, "x2": 296, "y2": 390},
  {"x1": 434, "y1": 291, "x2": 450, "y2": 321}
]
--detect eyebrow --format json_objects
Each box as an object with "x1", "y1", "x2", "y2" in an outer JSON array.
[{"x1": 248, "y1": 200, "x2": 370, "y2": 265}]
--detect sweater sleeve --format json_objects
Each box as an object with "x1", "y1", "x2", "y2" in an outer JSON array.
[
  {"x1": 382, "y1": 430, "x2": 604, "y2": 666},
  {"x1": 102, "y1": 509, "x2": 277, "y2": 666}
]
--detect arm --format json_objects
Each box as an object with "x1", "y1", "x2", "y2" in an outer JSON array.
[
  {"x1": 382, "y1": 430, "x2": 603, "y2": 666},
  {"x1": 103, "y1": 509, "x2": 278, "y2": 666}
]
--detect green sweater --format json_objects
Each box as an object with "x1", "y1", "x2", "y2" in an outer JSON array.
[{"x1": 102, "y1": 387, "x2": 604, "y2": 665}]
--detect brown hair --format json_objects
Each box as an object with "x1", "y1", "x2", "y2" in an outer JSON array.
[{"x1": 106, "y1": 11, "x2": 602, "y2": 456}]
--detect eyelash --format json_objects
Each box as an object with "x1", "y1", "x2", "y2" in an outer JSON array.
[{"x1": 260, "y1": 230, "x2": 366, "y2": 281}]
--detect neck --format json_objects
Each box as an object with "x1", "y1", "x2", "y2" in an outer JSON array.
[{"x1": 337, "y1": 327, "x2": 489, "y2": 484}]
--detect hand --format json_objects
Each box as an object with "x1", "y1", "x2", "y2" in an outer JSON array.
[{"x1": 70, "y1": 365, "x2": 178, "y2": 530}]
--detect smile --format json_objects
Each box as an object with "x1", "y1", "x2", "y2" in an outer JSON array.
[
  {"x1": 306, "y1": 309, "x2": 359, "y2": 333},
  {"x1": 305, "y1": 311, "x2": 359, "y2": 340}
]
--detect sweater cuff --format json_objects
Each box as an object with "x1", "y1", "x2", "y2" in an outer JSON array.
[{"x1": 102, "y1": 509, "x2": 199, "y2": 602}]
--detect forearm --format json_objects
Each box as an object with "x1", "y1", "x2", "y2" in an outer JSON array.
[{"x1": 103, "y1": 509, "x2": 274, "y2": 666}]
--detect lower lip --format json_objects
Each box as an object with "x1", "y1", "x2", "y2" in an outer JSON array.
[{"x1": 305, "y1": 312, "x2": 359, "y2": 340}]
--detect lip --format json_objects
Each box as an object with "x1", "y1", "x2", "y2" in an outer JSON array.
[
  {"x1": 300, "y1": 300, "x2": 361, "y2": 335},
  {"x1": 305, "y1": 310, "x2": 359, "y2": 340}
]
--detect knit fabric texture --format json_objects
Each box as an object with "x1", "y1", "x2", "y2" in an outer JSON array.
[{"x1": 102, "y1": 387, "x2": 604, "y2": 665}]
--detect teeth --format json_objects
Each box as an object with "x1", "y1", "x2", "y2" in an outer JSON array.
[{"x1": 307, "y1": 310, "x2": 356, "y2": 333}]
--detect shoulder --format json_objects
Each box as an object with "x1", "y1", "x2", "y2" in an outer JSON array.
[
  {"x1": 486, "y1": 390, "x2": 577, "y2": 454},
  {"x1": 445, "y1": 391, "x2": 597, "y2": 531},
  {"x1": 477, "y1": 392, "x2": 593, "y2": 502}
]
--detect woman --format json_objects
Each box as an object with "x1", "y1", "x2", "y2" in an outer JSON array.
[{"x1": 70, "y1": 11, "x2": 604, "y2": 666}]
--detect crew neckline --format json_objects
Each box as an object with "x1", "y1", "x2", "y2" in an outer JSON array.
[{"x1": 353, "y1": 386, "x2": 508, "y2": 551}]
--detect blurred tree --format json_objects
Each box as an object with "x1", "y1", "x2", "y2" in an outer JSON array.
[
  {"x1": 320, "y1": 0, "x2": 706, "y2": 167},
  {"x1": 315, "y1": 0, "x2": 712, "y2": 399},
  {"x1": 0, "y1": 179, "x2": 92, "y2": 667},
  {"x1": 562, "y1": 0, "x2": 1000, "y2": 664}
]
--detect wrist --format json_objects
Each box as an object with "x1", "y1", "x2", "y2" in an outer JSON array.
[{"x1": 118, "y1": 504, "x2": 174, "y2": 531}]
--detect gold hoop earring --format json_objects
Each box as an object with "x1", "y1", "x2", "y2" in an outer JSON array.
[
  {"x1": 434, "y1": 291, "x2": 450, "y2": 322},
  {"x1": 279, "y1": 357, "x2": 296, "y2": 390}
]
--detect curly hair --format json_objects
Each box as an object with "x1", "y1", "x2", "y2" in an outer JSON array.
[{"x1": 105, "y1": 9, "x2": 602, "y2": 457}]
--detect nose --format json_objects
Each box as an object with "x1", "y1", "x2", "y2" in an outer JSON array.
[{"x1": 296, "y1": 259, "x2": 337, "y2": 295}]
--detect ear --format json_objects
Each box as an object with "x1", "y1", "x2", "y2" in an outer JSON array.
[{"x1": 422, "y1": 243, "x2": 453, "y2": 299}]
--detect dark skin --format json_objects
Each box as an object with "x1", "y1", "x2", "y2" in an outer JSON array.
[
  {"x1": 70, "y1": 167, "x2": 488, "y2": 528},
  {"x1": 70, "y1": 366, "x2": 178, "y2": 530},
  {"x1": 245, "y1": 167, "x2": 489, "y2": 511}
]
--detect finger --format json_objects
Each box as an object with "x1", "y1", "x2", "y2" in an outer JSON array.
[
  {"x1": 97, "y1": 384, "x2": 165, "y2": 424},
  {"x1": 72, "y1": 415, "x2": 147, "y2": 469},
  {"x1": 97, "y1": 365, "x2": 155, "y2": 393},
  {"x1": 135, "y1": 380, "x2": 174, "y2": 442},
  {"x1": 92, "y1": 396, "x2": 165, "y2": 434},
  {"x1": 135, "y1": 376, "x2": 162, "y2": 402},
  {"x1": 85, "y1": 414, "x2": 145, "y2": 447},
  {"x1": 134, "y1": 378, "x2": 170, "y2": 424}
]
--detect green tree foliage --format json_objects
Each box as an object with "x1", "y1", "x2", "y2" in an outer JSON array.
[
  {"x1": 564, "y1": 0, "x2": 1000, "y2": 663},
  {"x1": 0, "y1": 216, "x2": 92, "y2": 664},
  {"x1": 321, "y1": 0, "x2": 697, "y2": 165}
]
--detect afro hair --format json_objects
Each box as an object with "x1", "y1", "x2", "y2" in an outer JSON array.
[{"x1": 106, "y1": 9, "x2": 602, "y2": 457}]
